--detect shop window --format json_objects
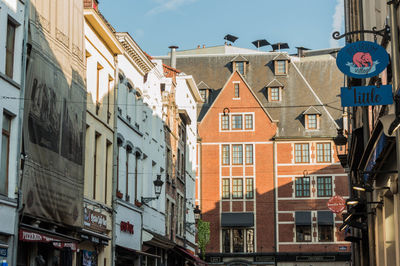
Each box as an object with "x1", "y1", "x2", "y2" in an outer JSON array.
[
  {"x1": 295, "y1": 176, "x2": 310, "y2": 197},
  {"x1": 222, "y1": 228, "x2": 254, "y2": 253},
  {"x1": 294, "y1": 143, "x2": 309, "y2": 163},
  {"x1": 316, "y1": 143, "x2": 331, "y2": 162},
  {"x1": 296, "y1": 225, "x2": 312, "y2": 242},
  {"x1": 317, "y1": 176, "x2": 332, "y2": 197},
  {"x1": 318, "y1": 225, "x2": 333, "y2": 242}
]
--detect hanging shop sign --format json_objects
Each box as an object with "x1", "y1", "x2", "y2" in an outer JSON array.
[
  {"x1": 336, "y1": 41, "x2": 389, "y2": 79},
  {"x1": 84, "y1": 207, "x2": 107, "y2": 232},
  {"x1": 327, "y1": 195, "x2": 346, "y2": 214},
  {"x1": 340, "y1": 85, "x2": 393, "y2": 107}
]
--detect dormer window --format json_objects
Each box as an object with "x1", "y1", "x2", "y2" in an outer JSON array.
[
  {"x1": 273, "y1": 54, "x2": 289, "y2": 76},
  {"x1": 266, "y1": 79, "x2": 284, "y2": 102},
  {"x1": 231, "y1": 55, "x2": 248, "y2": 76},
  {"x1": 197, "y1": 81, "x2": 211, "y2": 103},
  {"x1": 303, "y1": 106, "x2": 321, "y2": 130},
  {"x1": 276, "y1": 60, "x2": 287, "y2": 75},
  {"x1": 236, "y1": 62, "x2": 244, "y2": 75},
  {"x1": 200, "y1": 89, "x2": 208, "y2": 103},
  {"x1": 269, "y1": 87, "x2": 280, "y2": 101}
]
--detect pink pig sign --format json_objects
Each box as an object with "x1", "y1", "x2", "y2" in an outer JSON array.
[{"x1": 336, "y1": 41, "x2": 389, "y2": 78}]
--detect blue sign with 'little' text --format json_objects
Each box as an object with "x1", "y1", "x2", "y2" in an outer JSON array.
[
  {"x1": 340, "y1": 85, "x2": 393, "y2": 107},
  {"x1": 336, "y1": 41, "x2": 389, "y2": 79}
]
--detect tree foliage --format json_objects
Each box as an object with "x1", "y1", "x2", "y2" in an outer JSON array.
[{"x1": 197, "y1": 219, "x2": 210, "y2": 260}]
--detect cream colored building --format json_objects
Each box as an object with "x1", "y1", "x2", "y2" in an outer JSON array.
[{"x1": 82, "y1": 1, "x2": 122, "y2": 264}]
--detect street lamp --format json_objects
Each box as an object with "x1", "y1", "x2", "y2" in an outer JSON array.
[
  {"x1": 333, "y1": 128, "x2": 348, "y2": 167},
  {"x1": 141, "y1": 175, "x2": 164, "y2": 204},
  {"x1": 194, "y1": 205, "x2": 202, "y2": 222}
]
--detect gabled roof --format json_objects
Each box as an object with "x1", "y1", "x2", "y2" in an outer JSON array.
[
  {"x1": 303, "y1": 106, "x2": 322, "y2": 115},
  {"x1": 272, "y1": 53, "x2": 290, "y2": 61},
  {"x1": 197, "y1": 81, "x2": 211, "y2": 89},
  {"x1": 230, "y1": 55, "x2": 249, "y2": 62},
  {"x1": 160, "y1": 50, "x2": 343, "y2": 137},
  {"x1": 266, "y1": 79, "x2": 284, "y2": 88},
  {"x1": 200, "y1": 70, "x2": 275, "y2": 124}
]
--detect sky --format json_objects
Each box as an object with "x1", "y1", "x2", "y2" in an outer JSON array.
[{"x1": 99, "y1": 0, "x2": 345, "y2": 56}]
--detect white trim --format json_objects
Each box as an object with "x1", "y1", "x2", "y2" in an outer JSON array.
[
  {"x1": 277, "y1": 162, "x2": 341, "y2": 166},
  {"x1": 278, "y1": 242, "x2": 350, "y2": 245}
]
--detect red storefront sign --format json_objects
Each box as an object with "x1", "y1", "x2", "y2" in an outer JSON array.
[
  {"x1": 19, "y1": 229, "x2": 77, "y2": 251},
  {"x1": 120, "y1": 221, "x2": 134, "y2": 234},
  {"x1": 327, "y1": 195, "x2": 346, "y2": 214}
]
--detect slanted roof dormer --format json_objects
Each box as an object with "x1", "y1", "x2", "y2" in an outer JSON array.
[
  {"x1": 230, "y1": 55, "x2": 249, "y2": 76},
  {"x1": 302, "y1": 106, "x2": 322, "y2": 130},
  {"x1": 198, "y1": 81, "x2": 211, "y2": 103},
  {"x1": 266, "y1": 79, "x2": 284, "y2": 102},
  {"x1": 272, "y1": 53, "x2": 290, "y2": 76}
]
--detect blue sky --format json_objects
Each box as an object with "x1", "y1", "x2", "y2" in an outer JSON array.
[{"x1": 100, "y1": 0, "x2": 345, "y2": 56}]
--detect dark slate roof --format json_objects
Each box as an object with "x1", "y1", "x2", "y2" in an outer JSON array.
[{"x1": 158, "y1": 49, "x2": 343, "y2": 138}]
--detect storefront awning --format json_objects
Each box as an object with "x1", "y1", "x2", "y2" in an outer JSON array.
[
  {"x1": 81, "y1": 228, "x2": 110, "y2": 246},
  {"x1": 116, "y1": 245, "x2": 161, "y2": 259},
  {"x1": 317, "y1": 211, "x2": 333, "y2": 225},
  {"x1": 175, "y1": 246, "x2": 207, "y2": 265},
  {"x1": 143, "y1": 229, "x2": 175, "y2": 250},
  {"x1": 221, "y1": 212, "x2": 254, "y2": 227},
  {"x1": 19, "y1": 228, "x2": 77, "y2": 251},
  {"x1": 295, "y1": 212, "x2": 311, "y2": 225}
]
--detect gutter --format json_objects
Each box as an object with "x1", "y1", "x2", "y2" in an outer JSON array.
[{"x1": 12, "y1": 0, "x2": 30, "y2": 265}]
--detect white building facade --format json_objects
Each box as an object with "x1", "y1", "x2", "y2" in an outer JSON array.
[{"x1": 0, "y1": 0, "x2": 26, "y2": 264}]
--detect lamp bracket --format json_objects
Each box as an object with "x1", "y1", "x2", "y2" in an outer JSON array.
[
  {"x1": 332, "y1": 26, "x2": 390, "y2": 41},
  {"x1": 141, "y1": 196, "x2": 158, "y2": 204}
]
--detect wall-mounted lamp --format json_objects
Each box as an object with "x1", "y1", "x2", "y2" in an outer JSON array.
[
  {"x1": 346, "y1": 197, "x2": 383, "y2": 207},
  {"x1": 223, "y1": 107, "x2": 230, "y2": 116},
  {"x1": 333, "y1": 128, "x2": 348, "y2": 167},
  {"x1": 352, "y1": 183, "x2": 390, "y2": 192},
  {"x1": 141, "y1": 175, "x2": 164, "y2": 204}
]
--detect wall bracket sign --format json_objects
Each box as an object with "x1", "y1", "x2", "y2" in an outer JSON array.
[{"x1": 340, "y1": 85, "x2": 393, "y2": 107}]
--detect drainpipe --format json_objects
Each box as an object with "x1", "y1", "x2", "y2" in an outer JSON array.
[
  {"x1": 12, "y1": 0, "x2": 30, "y2": 265},
  {"x1": 169, "y1": 46, "x2": 178, "y2": 69},
  {"x1": 111, "y1": 54, "x2": 120, "y2": 266},
  {"x1": 388, "y1": 1, "x2": 400, "y2": 264},
  {"x1": 273, "y1": 140, "x2": 278, "y2": 256}
]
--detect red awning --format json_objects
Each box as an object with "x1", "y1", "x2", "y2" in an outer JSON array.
[
  {"x1": 175, "y1": 246, "x2": 207, "y2": 265},
  {"x1": 19, "y1": 229, "x2": 77, "y2": 251}
]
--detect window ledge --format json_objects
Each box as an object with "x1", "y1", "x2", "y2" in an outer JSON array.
[{"x1": 0, "y1": 71, "x2": 21, "y2": 90}]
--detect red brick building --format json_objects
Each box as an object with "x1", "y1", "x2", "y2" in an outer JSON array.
[{"x1": 160, "y1": 45, "x2": 351, "y2": 265}]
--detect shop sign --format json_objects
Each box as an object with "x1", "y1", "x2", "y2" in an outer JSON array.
[
  {"x1": 327, "y1": 196, "x2": 346, "y2": 214},
  {"x1": 120, "y1": 221, "x2": 134, "y2": 234},
  {"x1": 340, "y1": 85, "x2": 393, "y2": 107},
  {"x1": 336, "y1": 41, "x2": 389, "y2": 79},
  {"x1": 0, "y1": 248, "x2": 7, "y2": 257},
  {"x1": 84, "y1": 207, "x2": 107, "y2": 232},
  {"x1": 19, "y1": 229, "x2": 77, "y2": 251},
  {"x1": 339, "y1": 246, "x2": 348, "y2": 251}
]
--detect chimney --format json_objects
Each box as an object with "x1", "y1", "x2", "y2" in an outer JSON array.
[
  {"x1": 296, "y1": 47, "x2": 309, "y2": 57},
  {"x1": 197, "y1": 45, "x2": 200, "y2": 49},
  {"x1": 202, "y1": 44, "x2": 205, "y2": 48},
  {"x1": 169, "y1": 45, "x2": 178, "y2": 69}
]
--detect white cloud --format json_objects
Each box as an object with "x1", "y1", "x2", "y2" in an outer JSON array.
[
  {"x1": 146, "y1": 0, "x2": 197, "y2": 16},
  {"x1": 330, "y1": 0, "x2": 344, "y2": 48}
]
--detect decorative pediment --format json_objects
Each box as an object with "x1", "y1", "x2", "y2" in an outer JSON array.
[
  {"x1": 303, "y1": 106, "x2": 322, "y2": 115},
  {"x1": 266, "y1": 79, "x2": 284, "y2": 88}
]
